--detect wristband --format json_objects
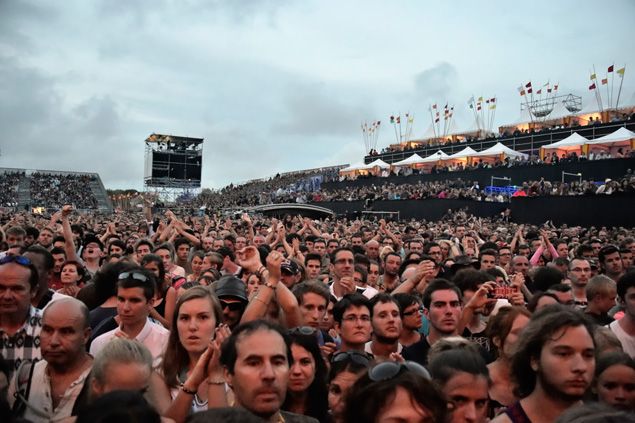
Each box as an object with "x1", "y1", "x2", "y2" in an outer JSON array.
[
  {"x1": 180, "y1": 384, "x2": 197, "y2": 395},
  {"x1": 265, "y1": 281, "x2": 278, "y2": 290},
  {"x1": 256, "y1": 266, "x2": 267, "y2": 278},
  {"x1": 207, "y1": 378, "x2": 225, "y2": 385}
]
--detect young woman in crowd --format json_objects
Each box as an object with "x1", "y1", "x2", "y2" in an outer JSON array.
[
  {"x1": 141, "y1": 253, "x2": 176, "y2": 328},
  {"x1": 187, "y1": 251, "x2": 205, "y2": 282},
  {"x1": 152, "y1": 286, "x2": 229, "y2": 422},
  {"x1": 281, "y1": 331, "x2": 329, "y2": 422},
  {"x1": 593, "y1": 352, "x2": 635, "y2": 412},
  {"x1": 327, "y1": 351, "x2": 371, "y2": 423},
  {"x1": 428, "y1": 349, "x2": 490, "y2": 423},
  {"x1": 57, "y1": 260, "x2": 87, "y2": 297},
  {"x1": 485, "y1": 306, "x2": 531, "y2": 414}
]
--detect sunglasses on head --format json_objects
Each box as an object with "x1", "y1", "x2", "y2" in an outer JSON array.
[
  {"x1": 118, "y1": 271, "x2": 149, "y2": 282},
  {"x1": 368, "y1": 360, "x2": 431, "y2": 382},
  {"x1": 220, "y1": 300, "x2": 245, "y2": 311},
  {"x1": 0, "y1": 255, "x2": 32, "y2": 267},
  {"x1": 288, "y1": 326, "x2": 317, "y2": 336},
  {"x1": 331, "y1": 350, "x2": 372, "y2": 367}
]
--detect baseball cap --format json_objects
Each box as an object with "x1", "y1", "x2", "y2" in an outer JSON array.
[{"x1": 213, "y1": 275, "x2": 248, "y2": 302}]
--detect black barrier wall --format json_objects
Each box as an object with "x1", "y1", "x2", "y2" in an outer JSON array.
[
  {"x1": 510, "y1": 194, "x2": 635, "y2": 227},
  {"x1": 311, "y1": 194, "x2": 634, "y2": 227},
  {"x1": 323, "y1": 158, "x2": 635, "y2": 190}
]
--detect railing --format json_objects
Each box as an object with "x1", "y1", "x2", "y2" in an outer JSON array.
[{"x1": 366, "y1": 120, "x2": 635, "y2": 164}]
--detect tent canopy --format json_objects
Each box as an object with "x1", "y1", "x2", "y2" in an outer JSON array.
[
  {"x1": 420, "y1": 150, "x2": 451, "y2": 163},
  {"x1": 471, "y1": 142, "x2": 528, "y2": 158},
  {"x1": 392, "y1": 154, "x2": 426, "y2": 167},
  {"x1": 365, "y1": 158, "x2": 391, "y2": 169},
  {"x1": 586, "y1": 127, "x2": 635, "y2": 145},
  {"x1": 339, "y1": 162, "x2": 367, "y2": 172},
  {"x1": 447, "y1": 146, "x2": 478, "y2": 159},
  {"x1": 542, "y1": 132, "x2": 589, "y2": 150}
]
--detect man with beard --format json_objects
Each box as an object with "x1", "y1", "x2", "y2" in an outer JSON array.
[
  {"x1": 599, "y1": 245, "x2": 624, "y2": 283},
  {"x1": 492, "y1": 305, "x2": 596, "y2": 423},
  {"x1": 365, "y1": 293, "x2": 403, "y2": 361},
  {"x1": 402, "y1": 279, "x2": 462, "y2": 366},
  {"x1": 568, "y1": 258, "x2": 592, "y2": 308},
  {"x1": 379, "y1": 252, "x2": 401, "y2": 293}
]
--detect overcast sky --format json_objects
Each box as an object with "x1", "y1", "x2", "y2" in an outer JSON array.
[{"x1": 1, "y1": 0, "x2": 634, "y2": 190}]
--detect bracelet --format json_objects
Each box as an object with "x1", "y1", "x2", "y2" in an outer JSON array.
[
  {"x1": 180, "y1": 384, "x2": 197, "y2": 395},
  {"x1": 256, "y1": 266, "x2": 266, "y2": 277},
  {"x1": 264, "y1": 281, "x2": 278, "y2": 290},
  {"x1": 207, "y1": 378, "x2": 225, "y2": 385}
]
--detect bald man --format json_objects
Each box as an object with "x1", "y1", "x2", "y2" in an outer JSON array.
[{"x1": 10, "y1": 298, "x2": 93, "y2": 422}]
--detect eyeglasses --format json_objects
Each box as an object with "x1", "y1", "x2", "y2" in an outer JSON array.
[
  {"x1": 331, "y1": 350, "x2": 372, "y2": 366},
  {"x1": 288, "y1": 326, "x2": 317, "y2": 336},
  {"x1": 368, "y1": 361, "x2": 431, "y2": 382},
  {"x1": 342, "y1": 314, "x2": 371, "y2": 323},
  {"x1": 220, "y1": 300, "x2": 245, "y2": 312},
  {"x1": 0, "y1": 255, "x2": 32, "y2": 267},
  {"x1": 403, "y1": 306, "x2": 424, "y2": 316},
  {"x1": 118, "y1": 272, "x2": 149, "y2": 282}
]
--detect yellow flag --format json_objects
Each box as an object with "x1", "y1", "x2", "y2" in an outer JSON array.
[
  {"x1": 617, "y1": 67, "x2": 625, "y2": 76},
  {"x1": 477, "y1": 96, "x2": 483, "y2": 102},
  {"x1": 489, "y1": 104, "x2": 496, "y2": 110},
  {"x1": 590, "y1": 73, "x2": 596, "y2": 80}
]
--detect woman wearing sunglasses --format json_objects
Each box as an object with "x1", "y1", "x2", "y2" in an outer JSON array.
[
  {"x1": 281, "y1": 330, "x2": 329, "y2": 422},
  {"x1": 344, "y1": 360, "x2": 447, "y2": 423},
  {"x1": 327, "y1": 351, "x2": 371, "y2": 423},
  {"x1": 151, "y1": 286, "x2": 229, "y2": 423}
]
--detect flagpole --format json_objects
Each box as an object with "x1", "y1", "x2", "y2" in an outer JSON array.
[
  {"x1": 391, "y1": 116, "x2": 399, "y2": 144},
  {"x1": 615, "y1": 67, "x2": 625, "y2": 110},
  {"x1": 469, "y1": 96, "x2": 479, "y2": 133},
  {"x1": 593, "y1": 65, "x2": 604, "y2": 112},
  {"x1": 604, "y1": 74, "x2": 611, "y2": 112},
  {"x1": 610, "y1": 63, "x2": 615, "y2": 110},
  {"x1": 429, "y1": 106, "x2": 437, "y2": 140}
]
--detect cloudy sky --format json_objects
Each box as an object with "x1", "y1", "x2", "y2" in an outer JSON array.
[{"x1": 1, "y1": 0, "x2": 634, "y2": 190}]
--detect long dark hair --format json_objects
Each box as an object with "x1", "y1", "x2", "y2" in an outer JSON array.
[
  {"x1": 282, "y1": 333, "x2": 329, "y2": 422},
  {"x1": 161, "y1": 286, "x2": 222, "y2": 388}
]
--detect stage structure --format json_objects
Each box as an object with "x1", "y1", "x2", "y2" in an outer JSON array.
[{"x1": 144, "y1": 133, "x2": 203, "y2": 202}]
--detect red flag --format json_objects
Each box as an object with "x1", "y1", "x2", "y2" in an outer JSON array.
[
  {"x1": 519, "y1": 89, "x2": 525, "y2": 96},
  {"x1": 536, "y1": 89, "x2": 542, "y2": 95},
  {"x1": 490, "y1": 98, "x2": 496, "y2": 103},
  {"x1": 554, "y1": 84, "x2": 559, "y2": 91},
  {"x1": 435, "y1": 118, "x2": 439, "y2": 123},
  {"x1": 601, "y1": 78, "x2": 608, "y2": 85},
  {"x1": 608, "y1": 65, "x2": 614, "y2": 73},
  {"x1": 396, "y1": 116, "x2": 401, "y2": 124},
  {"x1": 547, "y1": 88, "x2": 552, "y2": 93},
  {"x1": 477, "y1": 105, "x2": 481, "y2": 111},
  {"x1": 589, "y1": 83, "x2": 596, "y2": 90},
  {"x1": 527, "y1": 87, "x2": 533, "y2": 94},
  {"x1": 525, "y1": 82, "x2": 532, "y2": 88},
  {"x1": 432, "y1": 104, "x2": 437, "y2": 109}
]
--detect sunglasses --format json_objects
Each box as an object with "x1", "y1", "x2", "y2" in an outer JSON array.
[
  {"x1": 288, "y1": 326, "x2": 317, "y2": 336},
  {"x1": 0, "y1": 255, "x2": 32, "y2": 267},
  {"x1": 331, "y1": 350, "x2": 372, "y2": 367},
  {"x1": 368, "y1": 361, "x2": 431, "y2": 382},
  {"x1": 118, "y1": 272, "x2": 149, "y2": 282},
  {"x1": 220, "y1": 300, "x2": 245, "y2": 312}
]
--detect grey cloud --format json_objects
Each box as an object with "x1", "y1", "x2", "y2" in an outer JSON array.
[{"x1": 413, "y1": 62, "x2": 459, "y2": 105}]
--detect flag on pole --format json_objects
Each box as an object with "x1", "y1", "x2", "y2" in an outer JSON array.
[
  {"x1": 432, "y1": 104, "x2": 437, "y2": 109},
  {"x1": 396, "y1": 116, "x2": 401, "y2": 124},
  {"x1": 467, "y1": 96, "x2": 475, "y2": 105},
  {"x1": 601, "y1": 78, "x2": 608, "y2": 85},
  {"x1": 489, "y1": 104, "x2": 496, "y2": 110},
  {"x1": 469, "y1": 103, "x2": 473, "y2": 109},
  {"x1": 518, "y1": 86, "x2": 525, "y2": 96},
  {"x1": 608, "y1": 65, "x2": 614, "y2": 73},
  {"x1": 390, "y1": 115, "x2": 395, "y2": 124},
  {"x1": 486, "y1": 99, "x2": 490, "y2": 104},
  {"x1": 477, "y1": 105, "x2": 481, "y2": 111},
  {"x1": 554, "y1": 84, "x2": 559, "y2": 91},
  {"x1": 477, "y1": 96, "x2": 483, "y2": 102},
  {"x1": 547, "y1": 88, "x2": 552, "y2": 93},
  {"x1": 536, "y1": 89, "x2": 542, "y2": 95},
  {"x1": 590, "y1": 73, "x2": 597, "y2": 80},
  {"x1": 527, "y1": 87, "x2": 533, "y2": 94},
  {"x1": 525, "y1": 82, "x2": 532, "y2": 88},
  {"x1": 490, "y1": 98, "x2": 496, "y2": 103},
  {"x1": 617, "y1": 67, "x2": 625, "y2": 76},
  {"x1": 589, "y1": 83, "x2": 596, "y2": 90}
]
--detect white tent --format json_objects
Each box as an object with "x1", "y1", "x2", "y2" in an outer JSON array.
[
  {"x1": 420, "y1": 150, "x2": 451, "y2": 163},
  {"x1": 543, "y1": 101, "x2": 573, "y2": 122},
  {"x1": 586, "y1": 127, "x2": 635, "y2": 145},
  {"x1": 542, "y1": 132, "x2": 589, "y2": 150},
  {"x1": 392, "y1": 154, "x2": 426, "y2": 167},
  {"x1": 471, "y1": 142, "x2": 528, "y2": 158},
  {"x1": 339, "y1": 162, "x2": 367, "y2": 172},
  {"x1": 364, "y1": 159, "x2": 391, "y2": 169},
  {"x1": 447, "y1": 146, "x2": 478, "y2": 159},
  {"x1": 500, "y1": 108, "x2": 533, "y2": 128}
]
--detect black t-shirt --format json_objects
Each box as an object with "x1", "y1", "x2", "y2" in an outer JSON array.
[{"x1": 402, "y1": 336, "x2": 431, "y2": 366}]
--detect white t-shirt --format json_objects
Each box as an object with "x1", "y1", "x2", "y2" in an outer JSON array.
[{"x1": 608, "y1": 319, "x2": 635, "y2": 358}]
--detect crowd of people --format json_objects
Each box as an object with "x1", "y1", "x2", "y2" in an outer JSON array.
[
  {"x1": 29, "y1": 173, "x2": 99, "y2": 210},
  {"x1": 0, "y1": 171, "x2": 23, "y2": 207},
  {"x1": 0, "y1": 205, "x2": 634, "y2": 422}
]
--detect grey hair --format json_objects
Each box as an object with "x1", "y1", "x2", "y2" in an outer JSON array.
[{"x1": 91, "y1": 338, "x2": 153, "y2": 385}]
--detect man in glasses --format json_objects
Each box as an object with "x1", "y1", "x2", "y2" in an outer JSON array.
[
  {"x1": 214, "y1": 275, "x2": 249, "y2": 329},
  {"x1": 90, "y1": 268, "x2": 168, "y2": 366},
  {"x1": 0, "y1": 255, "x2": 43, "y2": 376},
  {"x1": 333, "y1": 294, "x2": 372, "y2": 353}
]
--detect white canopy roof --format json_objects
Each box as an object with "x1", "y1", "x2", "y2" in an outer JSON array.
[
  {"x1": 500, "y1": 108, "x2": 533, "y2": 128},
  {"x1": 364, "y1": 158, "x2": 391, "y2": 169},
  {"x1": 586, "y1": 127, "x2": 635, "y2": 145},
  {"x1": 471, "y1": 142, "x2": 528, "y2": 158},
  {"x1": 392, "y1": 154, "x2": 426, "y2": 167},
  {"x1": 420, "y1": 150, "x2": 451, "y2": 163},
  {"x1": 542, "y1": 132, "x2": 589, "y2": 150},
  {"x1": 339, "y1": 162, "x2": 368, "y2": 172},
  {"x1": 447, "y1": 146, "x2": 478, "y2": 159}
]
